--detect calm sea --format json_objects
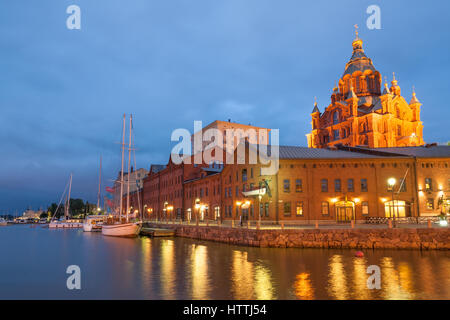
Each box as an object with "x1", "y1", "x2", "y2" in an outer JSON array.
[{"x1": 0, "y1": 224, "x2": 449, "y2": 299}]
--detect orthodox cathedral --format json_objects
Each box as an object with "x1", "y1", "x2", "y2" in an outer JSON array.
[{"x1": 307, "y1": 27, "x2": 425, "y2": 149}]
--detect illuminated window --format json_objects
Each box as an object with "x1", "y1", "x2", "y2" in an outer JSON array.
[
  {"x1": 296, "y1": 202, "x2": 303, "y2": 216},
  {"x1": 321, "y1": 202, "x2": 329, "y2": 215},
  {"x1": 362, "y1": 201, "x2": 369, "y2": 215},
  {"x1": 426, "y1": 199, "x2": 434, "y2": 210},
  {"x1": 425, "y1": 178, "x2": 433, "y2": 191},
  {"x1": 284, "y1": 202, "x2": 291, "y2": 216},
  {"x1": 264, "y1": 203, "x2": 269, "y2": 217},
  {"x1": 295, "y1": 179, "x2": 303, "y2": 192}
]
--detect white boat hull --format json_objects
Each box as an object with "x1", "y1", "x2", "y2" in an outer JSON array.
[{"x1": 101, "y1": 222, "x2": 141, "y2": 237}]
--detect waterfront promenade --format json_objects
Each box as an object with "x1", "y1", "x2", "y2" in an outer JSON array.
[{"x1": 144, "y1": 218, "x2": 450, "y2": 250}]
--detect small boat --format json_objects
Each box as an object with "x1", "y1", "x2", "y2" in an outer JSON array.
[
  {"x1": 0, "y1": 218, "x2": 7, "y2": 226},
  {"x1": 83, "y1": 215, "x2": 107, "y2": 232},
  {"x1": 102, "y1": 221, "x2": 141, "y2": 237}
]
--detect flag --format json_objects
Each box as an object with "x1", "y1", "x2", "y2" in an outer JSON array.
[{"x1": 106, "y1": 186, "x2": 114, "y2": 193}]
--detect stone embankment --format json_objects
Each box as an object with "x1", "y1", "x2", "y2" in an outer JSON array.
[{"x1": 144, "y1": 223, "x2": 450, "y2": 250}]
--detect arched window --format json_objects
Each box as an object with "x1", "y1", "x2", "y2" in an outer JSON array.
[{"x1": 333, "y1": 110, "x2": 340, "y2": 124}]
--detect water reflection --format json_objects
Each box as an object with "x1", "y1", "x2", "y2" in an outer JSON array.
[
  {"x1": 160, "y1": 240, "x2": 175, "y2": 299},
  {"x1": 327, "y1": 255, "x2": 349, "y2": 299},
  {"x1": 190, "y1": 244, "x2": 209, "y2": 299},
  {"x1": 1, "y1": 226, "x2": 449, "y2": 300},
  {"x1": 293, "y1": 272, "x2": 314, "y2": 300}
]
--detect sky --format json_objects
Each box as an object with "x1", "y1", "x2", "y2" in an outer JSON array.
[{"x1": 0, "y1": 0, "x2": 449, "y2": 213}]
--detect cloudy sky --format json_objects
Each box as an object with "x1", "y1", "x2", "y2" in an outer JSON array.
[{"x1": 1, "y1": 0, "x2": 449, "y2": 213}]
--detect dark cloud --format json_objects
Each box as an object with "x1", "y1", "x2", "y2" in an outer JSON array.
[{"x1": 0, "y1": 0, "x2": 449, "y2": 211}]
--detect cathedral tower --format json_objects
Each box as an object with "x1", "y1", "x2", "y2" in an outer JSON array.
[{"x1": 306, "y1": 26, "x2": 425, "y2": 149}]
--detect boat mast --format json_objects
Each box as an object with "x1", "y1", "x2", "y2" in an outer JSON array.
[
  {"x1": 66, "y1": 173, "x2": 72, "y2": 220},
  {"x1": 126, "y1": 114, "x2": 132, "y2": 223},
  {"x1": 119, "y1": 114, "x2": 126, "y2": 219},
  {"x1": 97, "y1": 155, "x2": 102, "y2": 210}
]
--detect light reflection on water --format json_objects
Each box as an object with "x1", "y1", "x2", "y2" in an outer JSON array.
[{"x1": 0, "y1": 225, "x2": 449, "y2": 300}]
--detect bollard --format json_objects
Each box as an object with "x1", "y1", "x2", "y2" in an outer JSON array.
[
  {"x1": 315, "y1": 221, "x2": 319, "y2": 229},
  {"x1": 232, "y1": 220, "x2": 235, "y2": 228},
  {"x1": 427, "y1": 219, "x2": 431, "y2": 229},
  {"x1": 247, "y1": 221, "x2": 250, "y2": 229},
  {"x1": 256, "y1": 221, "x2": 260, "y2": 230},
  {"x1": 388, "y1": 219, "x2": 392, "y2": 229},
  {"x1": 206, "y1": 220, "x2": 209, "y2": 227},
  {"x1": 351, "y1": 220, "x2": 355, "y2": 229},
  {"x1": 281, "y1": 221, "x2": 284, "y2": 230}
]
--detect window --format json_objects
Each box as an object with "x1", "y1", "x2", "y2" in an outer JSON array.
[
  {"x1": 397, "y1": 125, "x2": 402, "y2": 136},
  {"x1": 334, "y1": 179, "x2": 341, "y2": 192},
  {"x1": 362, "y1": 201, "x2": 369, "y2": 215},
  {"x1": 260, "y1": 203, "x2": 263, "y2": 218},
  {"x1": 242, "y1": 184, "x2": 246, "y2": 192},
  {"x1": 321, "y1": 202, "x2": 329, "y2": 215},
  {"x1": 242, "y1": 169, "x2": 247, "y2": 182},
  {"x1": 250, "y1": 168, "x2": 253, "y2": 179},
  {"x1": 426, "y1": 199, "x2": 434, "y2": 210},
  {"x1": 250, "y1": 204, "x2": 254, "y2": 217},
  {"x1": 264, "y1": 203, "x2": 269, "y2": 217},
  {"x1": 236, "y1": 171, "x2": 239, "y2": 182},
  {"x1": 295, "y1": 179, "x2": 303, "y2": 192},
  {"x1": 361, "y1": 179, "x2": 368, "y2": 192},
  {"x1": 347, "y1": 179, "x2": 354, "y2": 192},
  {"x1": 333, "y1": 129, "x2": 340, "y2": 140},
  {"x1": 200, "y1": 188, "x2": 203, "y2": 197},
  {"x1": 296, "y1": 202, "x2": 303, "y2": 216},
  {"x1": 235, "y1": 186, "x2": 239, "y2": 197},
  {"x1": 425, "y1": 178, "x2": 433, "y2": 191},
  {"x1": 284, "y1": 202, "x2": 291, "y2": 216},
  {"x1": 283, "y1": 179, "x2": 290, "y2": 192},
  {"x1": 236, "y1": 206, "x2": 239, "y2": 217},
  {"x1": 321, "y1": 179, "x2": 328, "y2": 192},
  {"x1": 333, "y1": 110, "x2": 339, "y2": 124},
  {"x1": 205, "y1": 188, "x2": 208, "y2": 196}
]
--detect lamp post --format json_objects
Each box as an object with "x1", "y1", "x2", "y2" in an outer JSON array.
[
  {"x1": 258, "y1": 194, "x2": 262, "y2": 229},
  {"x1": 388, "y1": 178, "x2": 397, "y2": 228}
]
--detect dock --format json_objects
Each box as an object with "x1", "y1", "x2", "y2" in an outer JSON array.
[{"x1": 140, "y1": 227, "x2": 175, "y2": 237}]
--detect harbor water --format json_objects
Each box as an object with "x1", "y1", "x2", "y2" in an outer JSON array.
[{"x1": 0, "y1": 225, "x2": 449, "y2": 299}]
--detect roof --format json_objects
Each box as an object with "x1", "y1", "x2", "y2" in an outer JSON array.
[
  {"x1": 149, "y1": 164, "x2": 166, "y2": 174},
  {"x1": 371, "y1": 146, "x2": 450, "y2": 158},
  {"x1": 249, "y1": 144, "x2": 396, "y2": 159}
]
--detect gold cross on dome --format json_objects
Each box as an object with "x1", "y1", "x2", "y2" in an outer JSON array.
[{"x1": 354, "y1": 24, "x2": 359, "y2": 38}]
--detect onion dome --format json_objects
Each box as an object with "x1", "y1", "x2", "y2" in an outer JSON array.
[
  {"x1": 342, "y1": 25, "x2": 377, "y2": 77},
  {"x1": 410, "y1": 86, "x2": 420, "y2": 104}
]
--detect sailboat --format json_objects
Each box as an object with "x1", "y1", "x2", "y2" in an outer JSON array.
[
  {"x1": 102, "y1": 114, "x2": 142, "y2": 237},
  {"x1": 49, "y1": 174, "x2": 82, "y2": 228},
  {"x1": 83, "y1": 156, "x2": 107, "y2": 232}
]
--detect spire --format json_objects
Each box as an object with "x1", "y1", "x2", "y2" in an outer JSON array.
[
  {"x1": 382, "y1": 76, "x2": 390, "y2": 94},
  {"x1": 347, "y1": 82, "x2": 357, "y2": 99},
  {"x1": 391, "y1": 72, "x2": 398, "y2": 86},
  {"x1": 333, "y1": 81, "x2": 338, "y2": 93},
  {"x1": 311, "y1": 97, "x2": 320, "y2": 113},
  {"x1": 390, "y1": 72, "x2": 401, "y2": 95},
  {"x1": 352, "y1": 24, "x2": 363, "y2": 50},
  {"x1": 410, "y1": 86, "x2": 421, "y2": 104}
]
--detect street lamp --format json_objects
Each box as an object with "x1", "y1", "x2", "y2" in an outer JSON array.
[{"x1": 388, "y1": 178, "x2": 396, "y2": 227}]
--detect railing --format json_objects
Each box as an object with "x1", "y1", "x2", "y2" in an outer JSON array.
[{"x1": 144, "y1": 215, "x2": 449, "y2": 230}]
